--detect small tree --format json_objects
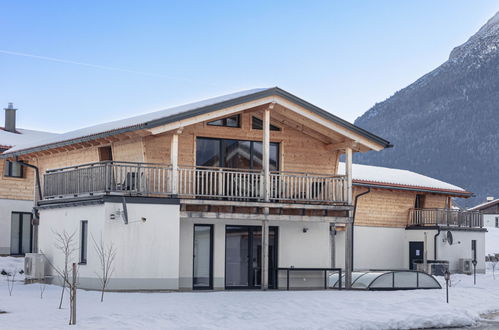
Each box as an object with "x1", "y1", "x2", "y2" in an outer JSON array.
[
  {"x1": 489, "y1": 255, "x2": 498, "y2": 279},
  {"x1": 92, "y1": 235, "x2": 117, "y2": 302},
  {"x1": 52, "y1": 230, "x2": 78, "y2": 309},
  {"x1": 39, "y1": 278, "x2": 47, "y2": 299},
  {"x1": 1, "y1": 269, "x2": 24, "y2": 296}
]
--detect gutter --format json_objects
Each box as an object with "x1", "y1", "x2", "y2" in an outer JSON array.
[
  {"x1": 434, "y1": 227, "x2": 441, "y2": 260},
  {"x1": 351, "y1": 187, "x2": 371, "y2": 270}
]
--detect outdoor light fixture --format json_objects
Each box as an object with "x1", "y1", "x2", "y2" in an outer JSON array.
[{"x1": 444, "y1": 270, "x2": 450, "y2": 303}]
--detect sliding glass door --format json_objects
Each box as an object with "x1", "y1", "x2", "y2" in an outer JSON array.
[
  {"x1": 193, "y1": 224, "x2": 213, "y2": 290},
  {"x1": 10, "y1": 212, "x2": 32, "y2": 255}
]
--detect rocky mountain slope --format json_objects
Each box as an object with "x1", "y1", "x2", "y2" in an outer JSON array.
[{"x1": 354, "y1": 12, "x2": 499, "y2": 207}]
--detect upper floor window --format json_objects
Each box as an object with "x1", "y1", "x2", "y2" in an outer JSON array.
[
  {"x1": 3, "y1": 160, "x2": 24, "y2": 178},
  {"x1": 207, "y1": 114, "x2": 240, "y2": 128},
  {"x1": 414, "y1": 194, "x2": 425, "y2": 209},
  {"x1": 252, "y1": 116, "x2": 281, "y2": 131}
]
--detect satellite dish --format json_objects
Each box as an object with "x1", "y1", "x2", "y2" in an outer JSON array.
[{"x1": 446, "y1": 231, "x2": 453, "y2": 245}]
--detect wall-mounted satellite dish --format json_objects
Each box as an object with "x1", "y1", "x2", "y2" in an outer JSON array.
[{"x1": 446, "y1": 231, "x2": 453, "y2": 245}]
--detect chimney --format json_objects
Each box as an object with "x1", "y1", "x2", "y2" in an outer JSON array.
[{"x1": 4, "y1": 102, "x2": 17, "y2": 133}]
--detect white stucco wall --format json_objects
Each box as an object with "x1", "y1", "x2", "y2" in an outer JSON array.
[
  {"x1": 0, "y1": 198, "x2": 34, "y2": 255},
  {"x1": 38, "y1": 201, "x2": 180, "y2": 290},
  {"x1": 483, "y1": 214, "x2": 499, "y2": 227}
]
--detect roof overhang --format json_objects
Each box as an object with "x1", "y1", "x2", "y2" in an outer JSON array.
[
  {"x1": 0, "y1": 87, "x2": 391, "y2": 159},
  {"x1": 353, "y1": 180, "x2": 473, "y2": 198}
]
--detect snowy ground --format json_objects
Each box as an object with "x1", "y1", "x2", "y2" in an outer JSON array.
[{"x1": 2, "y1": 257, "x2": 499, "y2": 330}]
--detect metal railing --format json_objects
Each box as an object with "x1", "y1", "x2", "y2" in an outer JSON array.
[
  {"x1": 43, "y1": 161, "x2": 348, "y2": 203},
  {"x1": 409, "y1": 208, "x2": 483, "y2": 228}
]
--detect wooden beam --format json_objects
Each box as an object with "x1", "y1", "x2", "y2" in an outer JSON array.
[
  {"x1": 344, "y1": 147, "x2": 353, "y2": 289},
  {"x1": 326, "y1": 140, "x2": 360, "y2": 152}
]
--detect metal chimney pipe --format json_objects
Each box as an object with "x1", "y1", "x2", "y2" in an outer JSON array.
[{"x1": 4, "y1": 102, "x2": 17, "y2": 132}]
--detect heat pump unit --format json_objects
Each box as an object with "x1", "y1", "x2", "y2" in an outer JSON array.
[
  {"x1": 459, "y1": 258, "x2": 472, "y2": 275},
  {"x1": 24, "y1": 253, "x2": 45, "y2": 280}
]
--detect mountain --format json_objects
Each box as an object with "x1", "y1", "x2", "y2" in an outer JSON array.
[{"x1": 353, "y1": 12, "x2": 499, "y2": 208}]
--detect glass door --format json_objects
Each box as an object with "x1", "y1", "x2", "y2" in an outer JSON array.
[
  {"x1": 193, "y1": 224, "x2": 213, "y2": 290},
  {"x1": 10, "y1": 212, "x2": 32, "y2": 255},
  {"x1": 225, "y1": 225, "x2": 277, "y2": 289}
]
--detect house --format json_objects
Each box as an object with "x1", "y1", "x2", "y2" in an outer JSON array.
[
  {"x1": 0, "y1": 88, "x2": 483, "y2": 290},
  {"x1": 0, "y1": 103, "x2": 57, "y2": 256},
  {"x1": 470, "y1": 198, "x2": 499, "y2": 228},
  {"x1": 336, "y1": 163, "x2": 485, "y2": 274}
]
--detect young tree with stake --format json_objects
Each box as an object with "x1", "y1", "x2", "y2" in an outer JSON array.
[{"x1": 92, "y1": 234, "x2": 117, "y2": 302}]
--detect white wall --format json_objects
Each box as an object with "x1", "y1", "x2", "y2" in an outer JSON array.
[
  {"x1": 39, "y1": 201, "x2": 180, "y2": 290},
  {"x1": 0, "y1": 198, "x2": 34, "y2": 255},
  {"x1": 483, "y1": 214, "x2": 499, "y2": 227}
]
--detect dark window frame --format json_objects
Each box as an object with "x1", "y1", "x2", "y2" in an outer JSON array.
[
  {"x1": 207, "y1": 114, "x2": 241, "y2": 128},
  {"x1": 4, "y1": 160, "x2": 24, "y2": 178},
  {"x1": 415, "y1": 194, "x2": 425, "y2": 209},
  {"x1": 251, "y1": 116, "x2": 281, "y2": 131},
  {"x1": 192, "y1": 224, "x2": 214, "y2": 290},
  {"x1": 196, "y1": 136, "x2": 280, "y2": 170},
  {"x1": 10, "y1": 212, "x2": 33, "y2": 255},
  {"x1": 80, "y1": 220, "x2": 88, "y2": 264}
]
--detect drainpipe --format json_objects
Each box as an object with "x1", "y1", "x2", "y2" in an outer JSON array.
[
  {"x1": 351, "y1": 187, "x2": 371, "y2": 271},
  {"x1": 15, "y1": 160, "x2": 43, "y2": 253},
  {"x1": 434, "y1": 226, "x2": 441, "y2": 260}
]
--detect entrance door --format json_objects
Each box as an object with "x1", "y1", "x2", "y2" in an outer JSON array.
[
  {"x1": 10, "y1": 212, "x2": 33, "y2": 255},
  {"x1": 225, "y1": 225, "x2": 277, "y2": 289},
  {"x1": 409, "y1": 241, "x2": 424, "y2": 270}
]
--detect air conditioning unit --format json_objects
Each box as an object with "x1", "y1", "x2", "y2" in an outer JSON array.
[
  {"x1": 459, "y1": 258, "x2": 472, "y2": 275},
  {"x1": 24, "y1": 253, "x2": 45, "y2": 280}
]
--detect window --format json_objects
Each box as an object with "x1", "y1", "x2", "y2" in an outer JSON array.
[
  {"x1": 471, "y1": 240, "x2": 477, "y2": 260},
  {"x1": 496, "y1": 217, "x2": 499, "y2": 228},
  {"x1": 80, "y1": 221, "x2": 88, "y2": 264},
  {"x1": 10, "y1": 212, "x2": 32, "y2": 255},
  {"x1": 414, "y1": 194, "x2": 425, "y2": 209},
  {"x1": 98, "y1": 146, "x2": 113, "y2": 161},
  {"x1": 193, "y1": 224, "x2": 213, "y2": 290},
  {"x1": 207, "y1": 114, "x2": 240, "y2": 128},
  {"x1": 3, "y1": 160, "x2": 24, "y2": 178},
  {"x1": 252, "y1": 116, "x2": 281, "y2": 131},
  {"x1": 196, "y1": 137, "x2": 279, "y2": 170}
]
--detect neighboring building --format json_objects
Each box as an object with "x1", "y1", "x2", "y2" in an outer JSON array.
[
  {"x1": 0, "y1": 88, "x2": 483, "y2": 291},
  {"x1": 470, "y1": 198, "x2": 499, "y2": 228},
  {"x1": 337, "y1": 163, "x2": 485, "y2": 274},
  {"x1": 0, "y1": 103, "x2": 58, "y2": 255}
]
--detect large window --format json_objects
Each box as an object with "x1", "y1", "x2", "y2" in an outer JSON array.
[
  {"x1": 196, "y1": 137, "x2": 279, "y2": 170},
  {"x1": 3, "y1": 160, "x2": 24, "y2": 178}
]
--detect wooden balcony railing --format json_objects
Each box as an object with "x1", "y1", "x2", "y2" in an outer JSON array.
[
  {"x1": 409, "y1": 208, "x2": 483, "y2": 228},
  {"x1": 43, "y1": 161, "x2": 348, "y2": 204}
]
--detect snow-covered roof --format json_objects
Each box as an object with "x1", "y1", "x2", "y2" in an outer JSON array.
[
  {"x1": 0, "y1": 128, "x2": 58, "y2": 151},
  {"x1": 469, "y1": 199, "x2": 499, "y2": 211},
  {"x1": 338, "y1": 162, "x2": 471, "y2": 196},
  {"x1": 1, "y1": 87, "x2": 391, "y2": 157}
]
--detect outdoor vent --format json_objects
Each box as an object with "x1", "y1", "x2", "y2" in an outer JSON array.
[{"x1": 4, "y1": 102, "x2": 17, "y2": 133}]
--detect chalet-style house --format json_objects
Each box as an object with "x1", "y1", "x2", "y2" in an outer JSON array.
[
  {"x1": 0, "y1": 103, "x2": 57, "y2": 255},
  {"x1": 0, "y1": 88, "x2": 484, "y2": 290},
  {"x1": 470, "y1": 198, "x2": 499, "y2": 228}
]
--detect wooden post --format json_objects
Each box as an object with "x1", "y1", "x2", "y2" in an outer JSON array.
[
  {"x1": 170, "y1": 132, "x2": 180, "y2": 195},
  {"x1": 261, "y1": 104, "x2": 272, "y2": 290},
  {"x1": 71, "y1": 262, "x2": 77, "y2": 325},
  {"x1": 344, "y1": 147, "x2": 353, "y2": 289}
]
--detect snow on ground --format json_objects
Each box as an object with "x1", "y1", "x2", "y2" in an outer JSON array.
[
  {"x1": 1, "y1": 257, "x2": 499, "y2": 330},
  {"x1": 486, "y1": 227, "x2": 499, "y2": 256}
]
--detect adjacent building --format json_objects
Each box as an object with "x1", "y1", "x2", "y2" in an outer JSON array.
[
  {"x1": 470, "y1": 198, "x2": 499, "y2": 228},
  {"x1": 0, "y1": 103, "x2": 57, "y2": 255}
]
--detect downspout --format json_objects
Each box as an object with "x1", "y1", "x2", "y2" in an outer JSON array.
[
  {"x1": 434, "y1": 226, "x2": 441, "y2": 260},
  {"x1": 16, "y1": 159, "x2": 43, "y2": 253},
  {"x1": 351, "y1": 187, "x2": 371, "y2": 271}
]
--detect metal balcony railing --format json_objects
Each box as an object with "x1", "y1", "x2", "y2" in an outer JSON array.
[
  {"x1": 409, "y1": 208, "x2": 483, "y2": 228},
  {"x1": 43, "y1": 161, "x2": 348, "y2": 204}
]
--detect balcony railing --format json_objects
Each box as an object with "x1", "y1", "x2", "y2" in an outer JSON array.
[
  {"x1": 409, "y1": 208, "x2": 483, "y2": 228},
  {"x1": 43, "y1": 161, "x2": 348, "y2": 204}
]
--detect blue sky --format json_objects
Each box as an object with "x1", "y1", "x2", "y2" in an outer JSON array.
[{"x1": 0, "y1": 1, "x2": 498, "y2": 132}]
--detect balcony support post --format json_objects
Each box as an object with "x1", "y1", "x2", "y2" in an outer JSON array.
[
  {"x1": 344, "y1": 147, "x2": 353, "y2": 289},
  {"x1": 170, "y1": 129, "x2": 181, "y2": 195},
  {"x1": 261, "y1": 103, "x2": 273, "y2": 290}
]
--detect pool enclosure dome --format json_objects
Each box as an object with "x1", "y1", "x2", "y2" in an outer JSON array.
[{"x1": 329, "y1": 270, "x2": 441, "y2": 290}]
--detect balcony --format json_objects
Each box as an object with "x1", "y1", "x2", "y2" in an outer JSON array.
[
  {"x1": 43, "y1": 161, "x2": 349, "y2": 204},
  {"x1": 409, "y1": 208, "x2": 483, "y2": 228}
]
